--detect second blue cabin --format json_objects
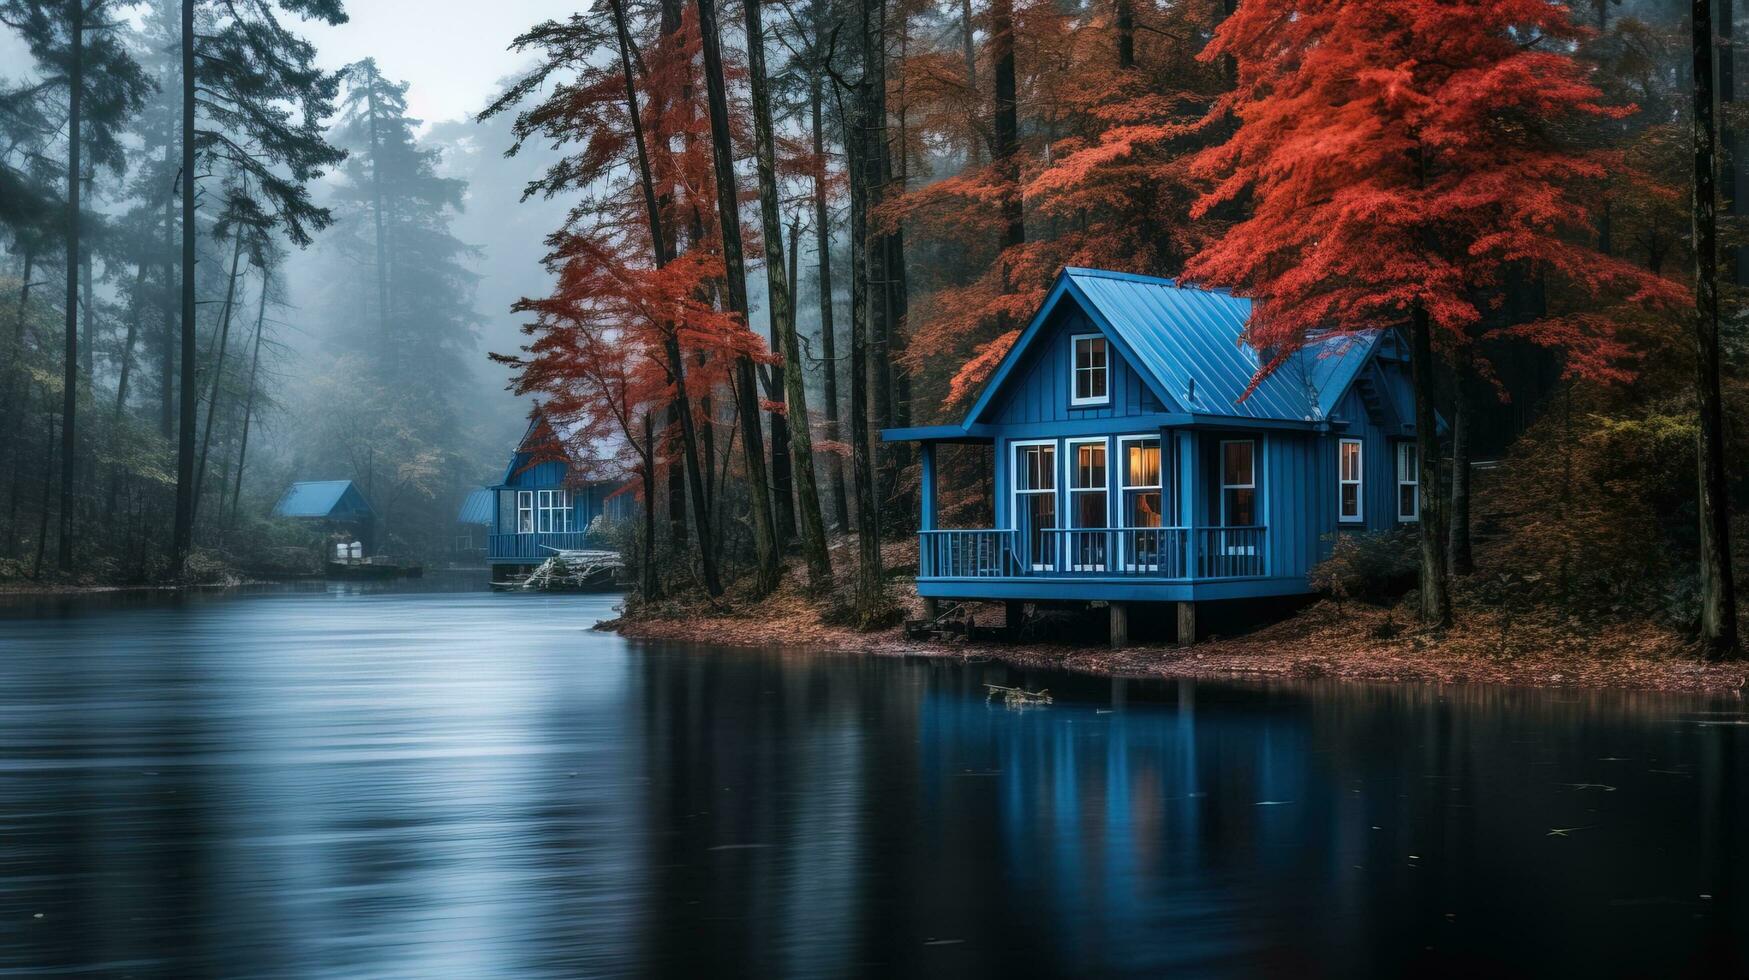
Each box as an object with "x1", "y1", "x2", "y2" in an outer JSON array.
[
  {"x1": 883, "y1": 268, "x2": 1424, "y2": 643},
  {"x1": 481, "y1": 412, "x2": 632, "y2": 579}
]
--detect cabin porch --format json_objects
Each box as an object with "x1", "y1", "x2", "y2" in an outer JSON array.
[{"x1": 889, "y1": 424, "x2": 1322, "y2": 643}]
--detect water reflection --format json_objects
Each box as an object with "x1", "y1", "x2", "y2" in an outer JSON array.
[{"x1": 1, "y1": 587, "x2": 1746, "y2": 977}]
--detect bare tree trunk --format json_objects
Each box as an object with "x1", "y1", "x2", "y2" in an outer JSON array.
[
  {"x1": 1447, "y1": 351, "x2": 1474, "y2": 577},
  {"x1": 1, "y1": 247, "x2": 35, "y2": 556},
  {"x1": 114, "y1": 261, "x2": 149, "y2": 418},
  {"x1": 160, "y1": 145, "x2": 175, "y2": 441},
  {"x1": 810, "y1": 67, "x2": 851, "y2": 534},
  {"x1": 746, "y1": 0, "x2": 833, "y2": 589},
  {"x1": 610, "y1": 0, "x2": 723, "y2": 596},
  {"x1": 59, "y1": 0, "x2": 83, "y2": 573},
  {"x1": 80, "y1": 245, "x2": 95, "y2": 382},
  {"x1": 991, "y1": 0, "x2": 1023, "y2": 257},
  {"x1": 1724, "y1": 0, "x2": 1745, "y2": 285},
  {"x1": 365, "y1": 67, "x2": 391, "y2": 338},
  {"x1": 844, "y1": 79, "x2": 885, "y2": 624},
  {"x1": 191, "y1": 236, "x2": 245, "y2": 529},
  {"x1": 172, "y1": 0, "x2": 197, "y2": 574},
  {"x1": 1692, "y1": 0, "x2": 1741, "y2": 656},
  {"x1": 34, "y1": 390, "x2": 56, "y2": 579},
  {"x1": 698, "y1": 0, "x2": 783, "y2": 596},
  {"x1": 640, "y1": 410, "x2": 659, "y2": 601},
  {"x1": 1116, "y1": 0, "x2": 1135, "y2": 69},
  {"x1": 1410, "y1": 302, "x2": 1451, "y2": 627},
  {"x1": 960, "y1": 0, "x2": 978, "y2": 166},
  {"x1": 227, "y1": 268, "x2": 268, "y2": 529}
]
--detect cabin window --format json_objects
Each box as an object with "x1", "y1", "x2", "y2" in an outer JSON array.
[
  {"x1": 1396, "y1": 442, "x2": 1419, "y2": 522},
  {"x1": 1120, "y1": 436, "x2": 1164, "y2": 571},
  {"x1": 1220, "y1": 440, "x2": 1256, "y2": 527},
  {"x1": 1338, "y1": 438, "x2": 1363, "y2": 523},
  {"x1": 1120, "y1": 437, "x2": 1163, "y2": 528},
  {"x1": 1071, "y1": 334, "x2": 1109, "y2": 406},
  {"x1": 517, "y1": 491, "x2": 535, "y2": 533},
  {"x1": 1067, "y1": 438, "x2": 1109, "y2": 570},
  {"x1": 1012, "y1": 441, "x2": 1058, "y2": 569},
  {"x1": 536, "y1": 489, "x2": 571, "y2": 533}
]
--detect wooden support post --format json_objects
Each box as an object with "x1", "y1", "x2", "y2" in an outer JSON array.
[
  {"x1": 921, "y1": 596, "x2": 940, "y2": 621},
  {"x1": 1005, "y1": 600, "x2": 1025, "y2": 637},
  {"x1": 1109, "y1": 601, "x2": 1129, "y2": 648},
  {"x1": 918, "y1": 441, "x2": 936, "y2": 580},
  {"x1": 1177, "y1": 429, "x2": 1200, "y2": 577},
  {"x1": 1176, "y1": 601, "x2": 1196, "y2": 647}
]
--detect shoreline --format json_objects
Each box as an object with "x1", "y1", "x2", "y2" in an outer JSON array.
[{"x1": 603, "y1": 593, "x2": 1749, "y2": 698}]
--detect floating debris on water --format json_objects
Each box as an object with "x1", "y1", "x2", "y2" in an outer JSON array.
[{"x1": 985, "y1": 684, "x2": 1052, "y2": 707}]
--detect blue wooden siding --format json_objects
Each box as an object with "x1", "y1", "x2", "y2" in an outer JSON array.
[
  {"x1": 895, "y1": 268, "x2": 1425, "y2": 604},
  {"x1": 1328, "y1": 387, "x2": 1415, "y2": 534},
  {"x1": 504, "y1": 459, "x2": 569, "y2": 489},
  {"x1": 989, "y1": 308, "x2": 1165, "y2": 426},
  {"x1": 1262, "y1": 432, "x2": 1324, "y2": 580}
]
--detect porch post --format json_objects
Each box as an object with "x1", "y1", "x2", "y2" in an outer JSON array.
[
  {"x1": 919, "y1": 444, "x2": 937, "y2": 620},
  {"x1": 1109, "y1": 601, "x2": 1130, "y2": 648},
  {"x1": 919, "y1": 442, "x2": 937, "y2": 531},
  {"x1": 1177, "y1": 601, "x2": 1196, "y2": 647},
  {"x1": 1176, "y1": 429, "x2": 1200, "y2": 577}
]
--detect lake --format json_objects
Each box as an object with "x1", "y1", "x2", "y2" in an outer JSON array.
[{"x1": 2, "y1": 579, "x2": 1746, "y2": 978}]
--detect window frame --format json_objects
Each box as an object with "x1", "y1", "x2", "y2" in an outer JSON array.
[
  {"x1": 1065, "y1": 437, "x2": 1111, "y2": 571},
  {"x1": 1069, "y1": 333, "x2": 1111, "y2": 407},
  {"x1": 516, "y1": 490, "x2": 535, "y2": 534},
  {"x1": 1010, "y1": 439, "x2": 1060, "y2": 571},
  {"x1": 1338, "y1": 437, "x2": 1364, "y2": 524},
  {"x1": 1219, "y1": 439, "x2": 1257, "y2": 528},
  {"x1": 1117, "y1": 434, "x2": 1166, "y2": 572},
  {"x1": 1396, "y1": 441, "x2": 1419, "y2": 523},
  {"x1": 1218, "y1": 438, "x2": 1258, "y2": 557}
]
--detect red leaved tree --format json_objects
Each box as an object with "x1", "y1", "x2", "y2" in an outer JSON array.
[
  {"x1": 1184, "y1": 0, "x2": 1686, "y2": 627},
  {"x1": 890, "y1": 0, "x2": 1230, "y2": 411},
  {"x1": 483, "y1": 1, "x2": 767, "y2": 600}
]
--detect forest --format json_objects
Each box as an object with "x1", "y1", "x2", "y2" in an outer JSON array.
[{"x1": 2, "y1": 0, "x2": 1746, "y2": 660}]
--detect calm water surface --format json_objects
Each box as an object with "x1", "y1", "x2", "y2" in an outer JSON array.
[{"x1": 2, "y1": 579, "x2": 1747, "y2": 978}]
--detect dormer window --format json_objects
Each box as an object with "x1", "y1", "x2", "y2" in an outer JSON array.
[{"x1": 1071, "y1": 334, "x2": 1109, "y2": 406}]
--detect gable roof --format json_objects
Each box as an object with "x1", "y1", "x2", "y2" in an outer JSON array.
[
  {"x1": 272, "y1": 480, "x2": 375, "y2": 520},
  {"x1": 457, "y1": 488, "x2": 494, "y2": 525},
  {"x1": 499, "y1": 411, "x2": 574, "y2": 486},
  {"x1": 967, "y1": 268, "x2": 1382, "y2": 425}
]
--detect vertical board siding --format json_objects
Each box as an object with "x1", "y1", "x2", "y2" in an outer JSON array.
[{"x1": 991, "y1": 308, "x2": 1163, "y2": 426}]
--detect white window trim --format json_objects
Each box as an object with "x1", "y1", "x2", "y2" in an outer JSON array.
[
  {"x1": 1069, "y1": 333, "x2": 1111, "y2": 407},
  {"x1": 1117, "y1": 434, "x2": 1166, "y2": 571},
  {"x1": 517, "y1": 490, "x2": 534, "y2": 534},
  {"x1": 1338, "y1": 437, "x2": 1364, "y2": 524},
  {"x1": 1219, "y1": 439, "x2": 1258, "y2": 557},
  {"x1": 1396, "y1": 442, "x2": 1419, "y2": 523},
  {"x1": 1066, "y1": 436, "x2": 1111, "y2": 571},
  {"x1": 1219, "y1": 439, "x2": 1257, "y2": 527},
  {"x1": 1010, "y1": 439, "x2": 1059, "y2": 571}
]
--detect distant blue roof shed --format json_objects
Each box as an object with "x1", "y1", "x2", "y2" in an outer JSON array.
[
  {"x1": 272, "y1": 480, "x2": 375, "y2": 521},
  {"x1": 457, "y1": 488, "x2": 494, "y2": 525}
]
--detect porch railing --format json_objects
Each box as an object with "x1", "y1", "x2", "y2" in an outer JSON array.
[
  {"x1": 918, "y1": 526, "x2": 1266, "y2": 581},
  {"x1": 488, "y1": 531, "x2": 594, "y2": 560}
]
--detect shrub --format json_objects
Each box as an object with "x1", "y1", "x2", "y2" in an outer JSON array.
[{"x1": 1310, "y1": 528, "x2": 1419, "y2": 604}]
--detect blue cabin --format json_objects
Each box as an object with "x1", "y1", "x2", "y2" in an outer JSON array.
[
  {"x1": 485, "y1": 412, "x2": 628, "y2": 579},
  {"x1": 883, "y1": 268, "x2": 1423, "y2": 643},
  {"x1": 272, "y1": 479, "x2": 378, "y2": 552}
]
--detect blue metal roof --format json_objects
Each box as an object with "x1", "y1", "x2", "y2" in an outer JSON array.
[
  {"x1": 967, "y1": 268, "x2": 1381, "y2": 425},
  {"x1": 457, "y1": 488, "x2": 494, "y2": 525},
  {"x1": 271, "y1": 480, "x2": 375, "y2": 520}
]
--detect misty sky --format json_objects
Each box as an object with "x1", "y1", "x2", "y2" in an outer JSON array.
[{"x1": 304, "y1": 0, "x2": 586, "y2": 128}]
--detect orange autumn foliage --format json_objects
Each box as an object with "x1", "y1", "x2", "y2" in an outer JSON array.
[{"x1": 1183, "y1": 0, "x2": 1686, "y2": 381}]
